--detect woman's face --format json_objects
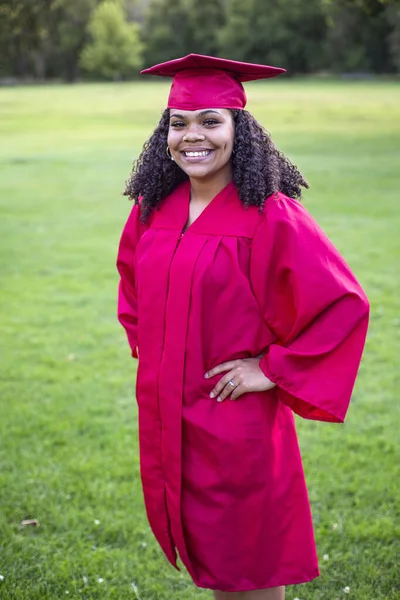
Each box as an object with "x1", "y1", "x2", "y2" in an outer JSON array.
[{"x1": 167, "y1": 108, "x2": 235, "y2": 181}]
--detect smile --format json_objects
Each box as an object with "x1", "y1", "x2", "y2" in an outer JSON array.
[{"x1": 182, "y1": 150, "x2": 213, "y2": 158}]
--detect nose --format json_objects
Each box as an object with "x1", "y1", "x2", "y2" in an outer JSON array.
[{"x1": 182, "y1": 124, "x2": 206, "y2": 142}]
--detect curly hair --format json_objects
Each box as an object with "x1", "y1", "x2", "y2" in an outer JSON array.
[{"x1": 124, "y1": 109, "x2": 308, "y2": 222}]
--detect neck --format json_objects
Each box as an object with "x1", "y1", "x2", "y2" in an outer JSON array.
[{"x1": 189, "y1": 166, "x2": 233, "y2": 205}]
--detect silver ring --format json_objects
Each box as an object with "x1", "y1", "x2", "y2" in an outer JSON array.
[{"x1": 228, "y1": 380, "x2": 236, "y2": 388}]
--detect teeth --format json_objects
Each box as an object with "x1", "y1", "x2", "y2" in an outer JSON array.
[{"x1": 184, "y1": 151, "x2": 211, "y2": 157}]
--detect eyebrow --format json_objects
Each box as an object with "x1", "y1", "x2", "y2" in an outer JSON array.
[{"x1": 170, "y1": 110, "x2": 221, "y2": 119}]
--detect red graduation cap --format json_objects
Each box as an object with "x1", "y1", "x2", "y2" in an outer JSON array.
[{"x1": 141, "y1": 54, "x2": 285, "y2": 111}]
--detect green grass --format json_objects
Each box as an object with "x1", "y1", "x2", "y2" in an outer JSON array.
[{"x1": 0, "y1": 79, "x2": 399, "y2": 599}]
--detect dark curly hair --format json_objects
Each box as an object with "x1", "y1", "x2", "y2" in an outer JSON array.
[{"x1": 124, "y1": 109, "x2": 308, "y2": 222}]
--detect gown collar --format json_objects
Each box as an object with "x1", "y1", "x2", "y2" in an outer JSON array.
[{"x1": 151, "y1": 180, "x2": 262, "y2": 237}]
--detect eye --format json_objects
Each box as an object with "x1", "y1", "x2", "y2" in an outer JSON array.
[
  {"x1": 170, "y1": 121, "x2": 185, "y2": 128},
  {"x1": 203, "y1": 118, "x2": 220, "y2": 126}
]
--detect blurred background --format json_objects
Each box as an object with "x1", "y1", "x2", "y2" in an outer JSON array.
[
  {"x1": 1, "y1": 0, "x2": 400, "y2": 81},
  {"x1": 0, "y1": 1, "x2": 399, "y2": 600}
]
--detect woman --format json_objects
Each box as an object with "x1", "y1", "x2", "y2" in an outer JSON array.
[{"x1": 117, "y1": 54, "x2": 369, "y2": 600}]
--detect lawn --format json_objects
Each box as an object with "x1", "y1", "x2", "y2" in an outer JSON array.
[{"x1": 0, "y1": 79, "x2": 399, "y2": 599}]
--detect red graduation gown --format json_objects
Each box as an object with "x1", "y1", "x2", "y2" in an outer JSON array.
[{"x1": 117, "y1": 181, "x2": 369, "y2": 592}]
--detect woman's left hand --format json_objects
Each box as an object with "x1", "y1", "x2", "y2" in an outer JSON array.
[{"x1": 205, "y1": 357, "x2": 276, "y2": 402}]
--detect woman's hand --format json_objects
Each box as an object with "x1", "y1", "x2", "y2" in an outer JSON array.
[{"x1": 204, "y1": 357, "x2": 276, "y2": 402}]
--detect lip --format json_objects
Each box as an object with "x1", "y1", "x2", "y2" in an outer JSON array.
[{"x1": 181, "y1": 147, "x2": 214, "y2": 152}]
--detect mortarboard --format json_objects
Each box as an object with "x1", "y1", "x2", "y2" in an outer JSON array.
[{"x1": 141, "y1": 54, "x2": 285, "y2": 111}]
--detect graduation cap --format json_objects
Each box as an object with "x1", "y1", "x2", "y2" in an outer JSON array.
[{"x1": 141, "y1": 54, "x2": 286, "y2": 111}]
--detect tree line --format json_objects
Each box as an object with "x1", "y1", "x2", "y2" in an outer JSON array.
[{"x1": 1, "y1": 0, "x2": 399, "y2": 82}]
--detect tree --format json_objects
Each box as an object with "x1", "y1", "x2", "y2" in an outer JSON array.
[
  {"x1": 324, "y1": 0, "x2": 397, "y2": 73},
  {"x1": 1, "y1": 0, "x2": 398, "y2": 79},
  {"x1": 0, "y1": 0, "x2": 104, "y2": 81},
  {"x1": 0, "y1": 0, "x2": 60, "y2": 79},
  {"x1": 387, "y1": 4, "x2": 400, "y2": 72},
  {"x1": 186, "y1": 0, "x2": 226, "y2": 56},
  {"x1": 141, "y1": 0, "x2": 193, "y2": 67},
  {"x1": 80, "y1": 1, "x2": 142, "y2": 79},
  {"x1": 218, "y1": 0, "x2": 328, "y2": 73},
  {"x1": 54, "y1": 0, "x2": 101, "y2": 82}
]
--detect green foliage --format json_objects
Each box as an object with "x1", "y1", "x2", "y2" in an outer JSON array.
[
  {"x1": 80, "y1": 1, "x2": 142, "y2": 79},
  {"x1": 324, "y1": 0, "x2": 396, "y2": 73},
  {"x1": 219, "y1": 0, "x2": 329, "y2": 73},
  {"x1": 140, "y1": 0, "x2": 399, "y2": 75},
  {"x1": 141, "y1": 0, "x2": 193, "y2": 66},
  {"x1": 0, "y1": 0, "x2": 99, "y2": 80},
  {"x1": 0, "y1": 0, "x2": 399, "y2": 79},
  {"x1": 0, "y1": 79, "x2": 399, "y2": 599},
  {"x1": 186, "y1": 0, "x2": 226, "y2": 56},
  {"x1": 387, "y1": 5, "x2": 400, "y2": 71},
  {"x1": 54, "y1": 0, "x2": 101, "y2": 82},
  {"x1": 141, "y1": 0, "x2": 225, "y2": 67},
  {"x1": 0, "y1": 0, "x2": 58, "y2": 79}
]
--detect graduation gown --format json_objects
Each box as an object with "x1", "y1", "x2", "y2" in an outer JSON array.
[{"x1": 117, "y1": 180, "x2": 369, "y2": 592}]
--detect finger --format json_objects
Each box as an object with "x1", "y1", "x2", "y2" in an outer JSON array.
[
  {"x1": 210, "y1": 372, "x2": 237, "y2": 399},
  {"x1": 230, "y1": 384, "x2": 246, "y2": 401},
  {"x1": 205, "y1": 361, "x2": 239, "y2": 379},
  {"x1": 215, "y1": 378, "x2": 239, "y2": 403},
  {"x1": 216, "y1": 381, "x2": 236, "y2": 402}
]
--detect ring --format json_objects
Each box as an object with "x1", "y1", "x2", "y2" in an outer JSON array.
[{"x1": 228, "y1": 380, "x2": 236, "y2": 388}]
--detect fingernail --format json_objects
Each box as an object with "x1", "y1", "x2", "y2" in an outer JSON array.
[
  {"x1": 209, "y1": 392, "x2": 215, "y2": 398},
  {"x1": 204, "y1": 373, "x2": 209, "y2": 379},
  {"x1": 217, "y1": 396, "x2": 223, "y2": 402}
]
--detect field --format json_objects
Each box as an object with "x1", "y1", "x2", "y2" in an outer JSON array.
[{"x1": 0, "y1": 79, "x2": 399, "y2": 599}]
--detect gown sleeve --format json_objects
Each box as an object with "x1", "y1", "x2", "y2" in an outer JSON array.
[
  {"x1": 250, "y1": 193, "x2": 370, "y2": 423},
  {"x1": 116, "y1": 202, "x2": 145, "y2": 358}
]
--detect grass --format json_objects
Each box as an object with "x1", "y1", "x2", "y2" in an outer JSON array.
[{"x1": 0, "y1": 79, "x2": 399, "y2": 599}]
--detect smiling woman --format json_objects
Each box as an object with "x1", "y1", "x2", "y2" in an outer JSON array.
[
  {"x1": 124, "y1": 104, "x2": 308, "y2": 224},
  {"x1": 167, "y1": 107, "x2": 235, "y2": 228},
  {"x1": 117, "y1": 54, "x2": 369, "y2": 600},
  {"x1": 168, "y1": 108, "x2": 234, "y2": 175}
]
